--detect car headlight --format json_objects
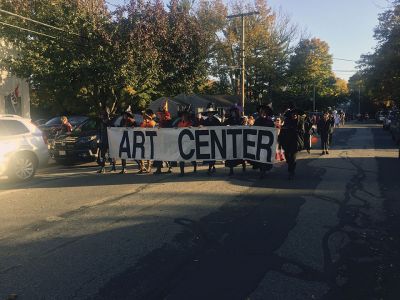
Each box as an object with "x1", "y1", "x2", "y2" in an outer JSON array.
[{"x1": 77, "y1": 135, "x2": 97, "y2": 144}]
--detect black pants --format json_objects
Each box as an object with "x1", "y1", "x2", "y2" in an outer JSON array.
[
  {"x1": 285, "y1": 151, "x2": 297, "y2": 174},
  {"x1": 179, "y1": 161, "x2": 197, "y2": 173},
  {"x1": 321, "y1": 134, "x2": 329, "y2": 151},
  {"x1": 98, "y1": 144, "x2": 108, "y2": 167}
]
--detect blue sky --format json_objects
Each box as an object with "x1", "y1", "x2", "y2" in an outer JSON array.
[{"x1": 107, "y1": 0, "x2": 390, "y2": 80}]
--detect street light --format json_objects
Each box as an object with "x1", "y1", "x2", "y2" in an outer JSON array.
[{"x1": 227, "y1": 11, "x2": 259, "y2": 115}]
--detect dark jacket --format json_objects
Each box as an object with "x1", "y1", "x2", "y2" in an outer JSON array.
[
  {"x1": 203, "y1": 115, "x2": 221, "y2": 127},
  {"x1": 278, "y1": 117, "x2": 305, "y2": 153},
  {"x1": 120, "y1": 117, "x2": 136, "y2": 128},
  {"x1": 254, "y1": 116, "x2": 274, "y2": 127},
  {"x1": 224, "y1": 116, "x2": 242, "y2": 126},
  {"x1": 98, "y1": 118, "x2": 113, "y2": 147},
  {"x1": 317, "y1": 118, "x2": 333, "y2": 137}
]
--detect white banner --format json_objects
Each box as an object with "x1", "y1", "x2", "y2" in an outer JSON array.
[{"x1": 107, "y1": 126, "x2": 277, "y2": 164}]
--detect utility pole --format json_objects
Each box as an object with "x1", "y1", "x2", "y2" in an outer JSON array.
[
  {"x1": 227, "y1": 11, "x2": 259, "y2": 115},
  {"x1": 358, "y1": 83, "x2": 361, "y2": 114}
]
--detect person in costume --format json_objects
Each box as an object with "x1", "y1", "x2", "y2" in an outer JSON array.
[
  {"x1": 177, "y1": 110, "x2": 197, "y2": 176},
  {"x1": 202, "y1": 103, "x2": 221, "y2": 175},
  {"x1": 119, "y1": 108, "x2": 137, "y2": 174},
  {"x1": 154, "y1": 99, "x2": 173, "y2": 175},
  {"x1": 139, "y1": 109, "x2": 156, "y2": 173},
  {"x1": 224, "y1": 105, "x2": 246, "y2": 176}
]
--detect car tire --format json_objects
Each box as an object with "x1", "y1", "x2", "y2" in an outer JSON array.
[{"x1": 9, "y1": 153, "x2": 37, "y2": 181}]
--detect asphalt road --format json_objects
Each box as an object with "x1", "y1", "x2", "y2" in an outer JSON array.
[{"x1": 0, "y1": 122, "x2": 399, "y2": 300}]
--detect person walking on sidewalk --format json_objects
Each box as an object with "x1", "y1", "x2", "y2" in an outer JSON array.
[{"x1": 318, "y1": 111, "x2": 333, "y2": 155}]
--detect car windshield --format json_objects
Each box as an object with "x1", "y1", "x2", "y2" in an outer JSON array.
[
  {"x1": 0, "y1": 120, "x2": 29, "y2": 136},
  {"x1": 73, "y1": 119, "x2": 97, "y2": 132},
  {"x1": 44, "y1": 117, "x2": 62, "y2": 126},
  {"x1": 68, "y1": 116, "x2": 88, "y2": 125}
]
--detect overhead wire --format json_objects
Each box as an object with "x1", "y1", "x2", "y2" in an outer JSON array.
[{"x1": 0, "y1": 8, "x2": 80, "y2": 37}]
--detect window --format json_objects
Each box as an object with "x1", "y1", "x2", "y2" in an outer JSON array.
[{"x1": 0, "y1": 120, "x2": 30, "y2": 136}]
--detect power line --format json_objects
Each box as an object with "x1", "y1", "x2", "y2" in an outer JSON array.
[
  {"x1": 332, "y1": 57, "x2": 357, "y2": 62},
  {"x1": 0, "y1": 8, "x2": 80, "y2": 37},
  {"x1": 0, "y1": 21, "x2": 58, "y2": 40}
]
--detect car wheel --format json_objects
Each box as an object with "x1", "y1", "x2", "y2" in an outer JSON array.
[{"x1": 10, "y1": 154, "x2": 37, "y2": 181}]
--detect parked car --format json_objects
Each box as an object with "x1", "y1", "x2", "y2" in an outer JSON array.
[
  {"x1": 32, "y1": 118, "x2": 48, "y2": 127},
  {"x1": 0, "y1": 115, "x2": 49, "y2": 180},
  {"x1": 49, "y1": 118, "x2": 100, "y2": 165},
  {"x1": 375, "y1": 110, "x2": 387, "y2": 123},
  {"x1": 390, "y1": 111, "x2": 400, "y2": 145},
  {"x1": 383, "y1": 111, "x2": 394, "y2": 130},
  {"x1": 39, "y1": 116, "x2": 89, "y2": 141}
]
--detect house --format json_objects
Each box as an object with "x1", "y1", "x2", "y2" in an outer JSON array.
[
  {"x1": 149, "y1": 93, "x2": 240, "y2": 117},
  {"x1": 0, "y1": 40, "x2": 30, "y2": 118}
]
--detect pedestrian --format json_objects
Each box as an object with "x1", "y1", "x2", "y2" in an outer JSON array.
[
  {"x1": 154, "y1": 101, "x2": 173, "y2": 175},
  {"x1": 139, "y1": 109, "x2": 156, "y2": 173},
  {"x1": 328, "y1": 112, "x2": 335, "y2": 146},
  {"x1": 224, "y1": 105, "x2": 245, "y2": 176},
  {"x1": 278, "y1": 109, "x2": 305, "y2": 180},
  {"x1": 317, "y1": 111, "x2": 333, "y2": 155},
  {"x1": 96, "y1": 108, "x2": 115, "y2": 173},
  {"x1": 60, "y1": 116, "x2": 72, "y2": 134},
  {"x1": 253, "y1": 105, "x2": 275, "y2": 179},
  {"x1": 119, "y1": 109, "x2": 137, "y2": 174},
  {"x1": 303, "y1": 114, "x2": 314, "y2": 154},
  {"x1": 202, "y1": 103, "x2": 221, "y2": 175},
  {"x1": 177, "y1": 110, "x2": 197, "y2": 176}
]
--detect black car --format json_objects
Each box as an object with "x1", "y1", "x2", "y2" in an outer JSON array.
[
  {"x1": 40, "y1": 116, "x2": 89, "y2": 140},
  {"x1": 50, "y1": 118, "x2": 100, "y2": 165}
]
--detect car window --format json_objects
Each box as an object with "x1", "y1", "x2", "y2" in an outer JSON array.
[
  {"x1": 69, "y1": 116, "x2": 88, "y2": 125},
  {"x1": 0, "y1": 120, "x2": 30, "y2": 136},
  {"x1": 75, "y1": 119, "x2": 97, "y2": 132},
  {"x1": 45, "y1": 117, "x2": 62, "y2": 126}
]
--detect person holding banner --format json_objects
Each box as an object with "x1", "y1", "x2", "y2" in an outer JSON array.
[
  {"x1": 177, "y1": 110, "x2": 197, "y2": 176},
  {"x1": 202, "y1": 103, "x2": 222, "y2": 175},
  {"x1": 154, "y1": 102, "x2": 173, "y2": 175},
  {"x1": 97, "y1": 108, "x2": 114, "y2": 174},
  {"x1": 139, "y1": 109, "x2": 156, "y2": 173},
  {"x1": 225, "y1": 105, "x2": 246, "y2": 176},
  {"x1": 119, "y1": 110, "x2": 137, "y2": 174},
  {"x1": 253, "y1": 105, "x2": 275, "y2": 179},
  {"x1": 278, "y1": 109, "x2": 305, "y2": 180}
]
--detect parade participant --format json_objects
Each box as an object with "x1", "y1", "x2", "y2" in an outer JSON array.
[
  {"x1": 328, "y1": 111, "x2": 335, "y2": 146},
  {"x1": 224, "y1": 105, "x2": 245, "y2": 176},
  {"x1": 154, "y1": 100, "x2": 173, "y2": 175},
  {"x1": 254, "y1": 105, "x2": 275, "y2": 178},
  {"x1": 194, "y1": 112, "x2": 203, "y2": 127},
  {"x1": 139, "y1": 109, "x2": 156, "y2": 173},
  {"x1": 275, "y1": 116, "x2": 285, "y2": 161},
  {"x1": 317, "y1": 111, "x2": 333, "y2": 155},
  {"x1": 248, "y1": 115, "x2": 255, "y2": 126},
  {"x1": 60, "y1": 116, "x2": 72, "y2": 133},
  {"x1": 303, "y1": 114, "x2": 314, "y2": 154},
  {"x1": 97, "y1": 108, "x2": 114, "y2": 174},
  {"x1": 202, "y1": 103, "x2": 221, "y2": 175},
  {"x1": 278, "y1": 109, "x2": 305, "y2": 180},
  {"x1": 177, "y1": 110, "x2": 197, "y2": 176},
  {"x1": 119, "y1": 109, "x2": 137, "y2": 174}
]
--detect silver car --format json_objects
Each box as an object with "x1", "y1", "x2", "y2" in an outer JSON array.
[{"x1": 0, "y1": 115, "x2": 49, "y2": 180}]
